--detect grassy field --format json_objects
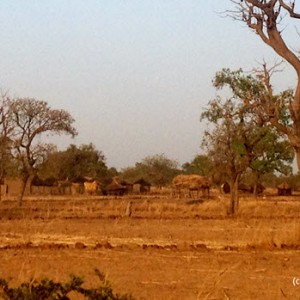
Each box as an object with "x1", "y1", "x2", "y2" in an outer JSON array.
[{"x1": 0, "y1": 189, "x2": 299, "y2": 299}]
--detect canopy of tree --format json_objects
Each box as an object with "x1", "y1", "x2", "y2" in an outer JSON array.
[
  {"x1": 201, "y1": 68, "x2": 294, "y2": 214},
  {"x1": 38, "y1": 143, "x2": 109, "y2": 182},
  {"x1": 0, "y1": 97, "x2": 77, "y2": 204},
  {"x1": 121, "y1": 154, "x2": 179, "y2": 187},
  {"x1": 229, "y1": 0, "x2": 300, "y2": 170},
  {"x1": 182, "y1": 155, "x2": 213, "y2": 176}
]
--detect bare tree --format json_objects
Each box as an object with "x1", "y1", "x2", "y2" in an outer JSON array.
[
  {"x1": 229, "y1": 0, "x2": 300, "y2": 169},
  {"x1": 8, "y1": 98, "x2": 77, "y2": 205}
]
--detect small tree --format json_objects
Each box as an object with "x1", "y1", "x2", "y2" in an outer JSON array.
[
  {"x1": 7, "y1": 98, "x2": 77, "y2": 205},
  {"x1": 202, "y1": 107, "x2": 248, "y2": 215}
]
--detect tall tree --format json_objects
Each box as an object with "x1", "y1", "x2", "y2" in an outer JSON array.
[
  {"x1": 201, "y1": 69, "x2": 293, "y2": 214},
  {"x1": 7, "y1": 98, "x2": 77, "y2": 204},
  {"x1": 229, "y1": 0, "x2": 300, "y2": 169}
]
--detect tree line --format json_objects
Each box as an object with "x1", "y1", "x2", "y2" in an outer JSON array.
[
  {"x1": 1, "y1": 1, "x2": 300, "y2": 216},
  {"x1": 0, "y1": 79, "x2": 296, "y2": 210}
]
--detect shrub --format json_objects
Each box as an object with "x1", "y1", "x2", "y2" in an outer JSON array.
[{"x1": 0, "y1": 269, "x2": 134, "y2": 300}]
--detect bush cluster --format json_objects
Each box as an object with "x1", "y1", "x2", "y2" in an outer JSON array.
[{"x1": 0, "y1": 269, "x2": 133, "y2": 300}]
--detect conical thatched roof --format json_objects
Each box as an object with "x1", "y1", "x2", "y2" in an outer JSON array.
[{"x1": 106, "y1": 182, "x2": 127, "y2": 191}]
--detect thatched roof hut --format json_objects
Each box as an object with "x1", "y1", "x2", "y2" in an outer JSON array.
[
  {"x1": 106, "y1": 182, "x2": 127, "y2": 196},
  {"x1": 277, "y1": 182, "x2": 292, "y2": 196},
  {"x1": 133, "y1": 178, "x2": 151, "y2": 194}
]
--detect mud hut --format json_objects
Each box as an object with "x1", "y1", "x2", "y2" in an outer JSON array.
[
  {"x1": 118, "y1": 179, "x2": 133, "y2": 194},
  {"x1": 106, "y1": 182, "x2": 127, "y2": 196},
  {"x1": 172, "y1": 174, "x2": 210, "y2": 198},
  {"x1": 277, "y1": 182, "x2": 292, "y2": 196},
  {"x1": 133, "y1": 178, "x2": 151, "y2": 194}
]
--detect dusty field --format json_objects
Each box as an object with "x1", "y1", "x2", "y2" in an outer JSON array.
[{"x1": 0, "y1": 191, "x2": 299, "y2": 299}]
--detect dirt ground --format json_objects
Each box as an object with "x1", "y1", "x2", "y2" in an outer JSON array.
[{"x1": 0, "y1": 192, "x2": 299, "y2": 299}]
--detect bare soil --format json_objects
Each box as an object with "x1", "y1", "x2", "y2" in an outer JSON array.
[{"x1": 0, "y1": 191, "x2": 299, "y2": 299}]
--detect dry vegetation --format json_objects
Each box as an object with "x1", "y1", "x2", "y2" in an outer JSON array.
[{"x1": 0, "y1": 189, "x2": 299, "y2": 299}]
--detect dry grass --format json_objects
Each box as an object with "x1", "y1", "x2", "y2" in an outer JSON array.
[
  {"x1": 0, "y1": 191, "x2": 299, "y2": 249},
  {"x1": 0, "y1": 191, "x2": 299, "y2": 299}
]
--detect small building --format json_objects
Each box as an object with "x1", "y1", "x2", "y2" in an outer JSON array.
[
  {"x1": 277, "y1": 182, "x2": 292, "y2": 196},
  {"x1": 106, "y1": 182, "x2": 127, "y2": 196},
  {"x1": 105, "y1": 177, "x2": 133, "y2": 196},
  {"x1": 118, "y1": 179, "x2": 133, "y2": 194},
  {"x1": 133, "y1": 178, "x2": 151, "y2": 194}
]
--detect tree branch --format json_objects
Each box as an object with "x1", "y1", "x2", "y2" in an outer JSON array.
[{"x1": 279, "y1": 0, "x2": 300, "y2": 18}]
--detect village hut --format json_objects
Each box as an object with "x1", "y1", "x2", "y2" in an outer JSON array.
[
  {"x1": 172, "y1": 174, "x2": 210, "y2": 198},
  {"x1": 104, "y1": 177, "x2": 132, "y2": 196},
  {"x1": 277, "y1": 182, "x2": 292, "y2": 196},
  {"x1": 106, "y1": 182, "x2": 127, "y2": 196},
  {"x1": 118, "y1": 179, "x2": 133, "y2": 194},
  {"x1": 133, "y1": 178, "x2": 151, "y2": 194}
]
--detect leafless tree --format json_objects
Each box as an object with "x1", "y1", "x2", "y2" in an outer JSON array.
[
  {"x1": 7, "y1": 98, "x2": 77, "y2": 205},
  {"x1": 228, "y1": 0, "x2": 300, "y2": 169}
]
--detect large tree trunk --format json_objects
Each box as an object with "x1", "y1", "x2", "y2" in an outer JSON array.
[{"x1": 229, "y1": 174, "x2": 240, "y2": 215}]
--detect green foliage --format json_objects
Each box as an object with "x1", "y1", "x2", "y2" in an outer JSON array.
[
  {"x1": 0, "y1": 269, "x2": 134, "y2": 300},
  {"x1": 201, "y1": 68, "x2": 294, "y2": 180},
  {"x1": 232, "y1": 140, "x2": 247, "y2": 156},
  {"x1": 182, "y1": 154, "x2": 213, "y2": 176},
  {"x1": 39, "y1": 143, "x2": 108, "y2": 181},
  {"x1": 201, "y1": 68, "x2": 294, "y2": 213},
  {"x1": 121, "y1": 154, "x2": 179, "y2": 186},
  {"x1": 250, "y1": 129, "x2": 293, "y2": 176}
]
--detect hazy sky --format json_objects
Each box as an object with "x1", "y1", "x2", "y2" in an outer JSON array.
[{"x1": 0, "y1": 1, "x2": 298, "y2": 170}]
